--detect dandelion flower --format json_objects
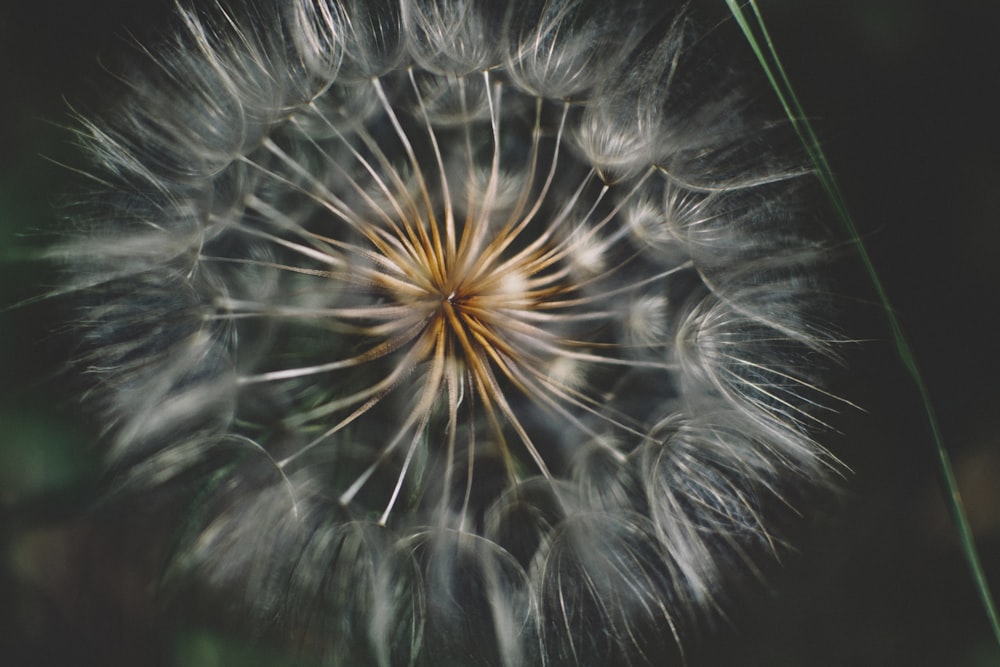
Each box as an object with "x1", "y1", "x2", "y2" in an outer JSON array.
[{"x1": 59, "y1": 0, "x2": 843, "y2": 664}]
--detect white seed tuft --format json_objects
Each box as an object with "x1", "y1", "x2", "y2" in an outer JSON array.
[{"x1": 57, "y1": 1, "x2": 845, "y2": 665}]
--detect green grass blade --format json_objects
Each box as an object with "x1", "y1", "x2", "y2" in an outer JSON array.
[{"x1": 724, "y1": 0, "x2": 1000, "y2": 648}]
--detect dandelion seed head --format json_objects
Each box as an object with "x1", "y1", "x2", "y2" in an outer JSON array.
[{"x1": 60, "y1": 0, "x2": 844, "y2": 664}]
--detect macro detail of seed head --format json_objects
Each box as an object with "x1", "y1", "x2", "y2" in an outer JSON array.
[{"x1": 58, "y1": 0, "x2": 844, "y2": 664}]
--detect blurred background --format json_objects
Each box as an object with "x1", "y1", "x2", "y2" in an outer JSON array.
[{"x1": 1, "y1": 1, "x2": 998, "y2": 665}]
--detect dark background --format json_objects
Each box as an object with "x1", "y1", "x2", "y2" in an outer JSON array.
[{"x1": 1, "y1": 1, "x2": 998, "y2": 665}]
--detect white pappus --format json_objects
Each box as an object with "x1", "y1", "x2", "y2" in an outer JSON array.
[{"x1": 56, "y1": 0, "x2": 847, "y2": 665}]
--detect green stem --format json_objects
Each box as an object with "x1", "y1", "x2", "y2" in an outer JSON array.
[{"x1": 724, "y1": 0, "x2": 1000, "y2": 647}]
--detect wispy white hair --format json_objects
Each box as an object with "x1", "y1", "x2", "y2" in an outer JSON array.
[{"x1": 57, "y1": 0, "x2": 845, "y2": 664}]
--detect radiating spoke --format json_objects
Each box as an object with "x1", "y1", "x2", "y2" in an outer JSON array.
[{"x1": 215, "y1": 69, "x2": 712, "y2": 525}]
